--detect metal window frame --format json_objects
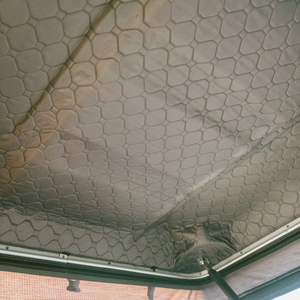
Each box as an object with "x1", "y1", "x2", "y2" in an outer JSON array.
[{"x1": 1, "y1": 216, "x2": 300, "y2": 280}]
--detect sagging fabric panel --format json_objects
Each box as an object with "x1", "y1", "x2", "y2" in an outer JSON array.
[{"x1": 0, "y1": 0, "x2": 300, "y2": 274}]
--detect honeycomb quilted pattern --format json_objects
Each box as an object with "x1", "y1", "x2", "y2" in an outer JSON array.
[{"x1": 0, "y1": 0, "x2": 300, "y2": 273}]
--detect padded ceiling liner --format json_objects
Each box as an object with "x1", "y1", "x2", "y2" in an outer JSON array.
[{"x1": 0, "y1": 0, "x2": 300, "y2": 274}]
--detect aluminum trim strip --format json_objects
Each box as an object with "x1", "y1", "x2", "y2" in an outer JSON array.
[{"x1": 1, "y1": 217, "x2": 300, "y2": 280}]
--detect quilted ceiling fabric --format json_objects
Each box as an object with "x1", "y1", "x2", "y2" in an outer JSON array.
[{"x1": 0, "y1": 0, "x2": 300, "y2": 274}]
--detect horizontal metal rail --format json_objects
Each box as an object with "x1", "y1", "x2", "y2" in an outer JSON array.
[{"x1": 1, "y1": 217, "x2": 300, "y2": 280}]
